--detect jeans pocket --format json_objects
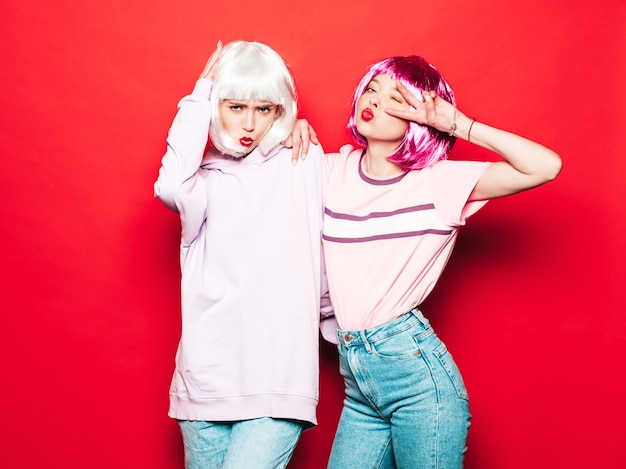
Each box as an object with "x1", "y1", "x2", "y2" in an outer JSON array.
[
  {"x1": 433, "y1": 342, "x2": 470, "y2": 401},
  {"x1": 371, "y1": 331, "x2": 422, "y2": 360}
]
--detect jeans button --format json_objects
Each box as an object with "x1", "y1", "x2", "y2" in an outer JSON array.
[{"x1": 344, "y1": 333, "x2": 352, "y2": 342}]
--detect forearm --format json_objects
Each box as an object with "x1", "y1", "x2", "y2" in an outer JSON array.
[
  {"x1": 154, "y1": 79, "x2": 213, "y2": 209},
  {"x1": 452, "y1": 111, "x2": 562, "y2": 200},
  {"x1": 454, "y1": 112, "x2": 561, "y2": 178}
]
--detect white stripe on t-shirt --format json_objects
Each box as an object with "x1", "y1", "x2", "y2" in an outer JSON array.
[{"x1": 323, "y1": 204, "x2": 452, "y2": 243}]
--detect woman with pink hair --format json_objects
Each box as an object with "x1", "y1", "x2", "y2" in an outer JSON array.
[{"x1": 313, "y1": 55, "x2": 562, "y2": 468}]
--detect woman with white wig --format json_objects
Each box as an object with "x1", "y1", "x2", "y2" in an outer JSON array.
[{"x1": 154, "y1": 40, "x2": 332, "y2": 469}]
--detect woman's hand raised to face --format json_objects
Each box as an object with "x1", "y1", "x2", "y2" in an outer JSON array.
[
  {"x1": 384, "y1": 82, "x2": 460, "y2": 136},
  {"x1": 199, "y1": 41, "x2": 223, "y2": 80}
]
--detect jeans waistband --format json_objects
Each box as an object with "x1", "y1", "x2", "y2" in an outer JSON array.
[{"x1": 336, "y1": 308, "x2": 430, "y2": 348}]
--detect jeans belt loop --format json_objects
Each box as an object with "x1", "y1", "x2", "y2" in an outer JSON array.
[
  {"x1": 359, "y1": 331, "x2": 372, "y2": 353},
  {"x1": 411, "y1": 308, "x2": 428, "y2": 328}
]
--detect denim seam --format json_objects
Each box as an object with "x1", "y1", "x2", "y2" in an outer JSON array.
[{"x1": 374, "y1": 436, "x2": 393, "y2": 469}]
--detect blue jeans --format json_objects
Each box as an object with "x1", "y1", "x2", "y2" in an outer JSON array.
[
  {"x1": 328, "y1": 310, "x2": 471, "y2": 469},
  {"x1": 178, "y1": 418, "x2": 303, "y2": 469}
]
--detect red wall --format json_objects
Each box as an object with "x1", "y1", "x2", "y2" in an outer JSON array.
[{"x1": 1, "y1": 1, "x2": 625, "y2": 468}]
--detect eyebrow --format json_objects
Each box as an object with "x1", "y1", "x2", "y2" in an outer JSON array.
[{"x1": 223, "y1": 99, "x2": 275, "y2": 106}]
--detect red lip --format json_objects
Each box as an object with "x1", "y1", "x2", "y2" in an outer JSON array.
[
  {"x1": 361, "y1": 108, "x2": 374, "y2": 121},
  {"x1": 239, "y1": 137, "x2": 253, "y2": 147}
]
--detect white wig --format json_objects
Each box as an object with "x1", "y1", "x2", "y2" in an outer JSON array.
[{"x1": 209, "y1": 40, "x2": 298, "y2": 157}]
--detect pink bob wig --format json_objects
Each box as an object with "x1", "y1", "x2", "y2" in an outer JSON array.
[{"x1": 347, "y1": 56, "x2": 456, "y2": 170}]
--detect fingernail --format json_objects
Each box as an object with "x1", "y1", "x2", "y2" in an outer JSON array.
[{"x1": 302, "y1": 153, "x2": 307, "y2": 160}]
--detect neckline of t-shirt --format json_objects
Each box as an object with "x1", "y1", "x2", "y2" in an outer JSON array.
[{"x1": 358, "y1": 150, "x2": 410, "y2": 186}]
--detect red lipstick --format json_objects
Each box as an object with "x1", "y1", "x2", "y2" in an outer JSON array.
[
  {"x1": 361, "y1": 108, "x2": 374, "y2": 121},
  {"x1": 239, "y1": 137, "x2": 253, "y2": 147}
]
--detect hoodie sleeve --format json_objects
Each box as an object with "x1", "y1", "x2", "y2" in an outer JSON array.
[{"x1": 154, "y1": 78, "x2": 213, "y2": 246}]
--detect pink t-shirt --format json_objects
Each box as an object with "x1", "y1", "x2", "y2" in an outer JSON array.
[{"x1": 323, "y1": 146, "x2": 491, "y2": 331}]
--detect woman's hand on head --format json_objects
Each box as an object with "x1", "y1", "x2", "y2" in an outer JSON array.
[
  {"x1": 385, "y1": 82, "x2": 460, "y2": 136},
  {"x1": 283, "y1": 119, "x2": 319, "y2": 165},
  {"x1": 199, "y1": 41, "x2": 223, "y2": 80}
]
